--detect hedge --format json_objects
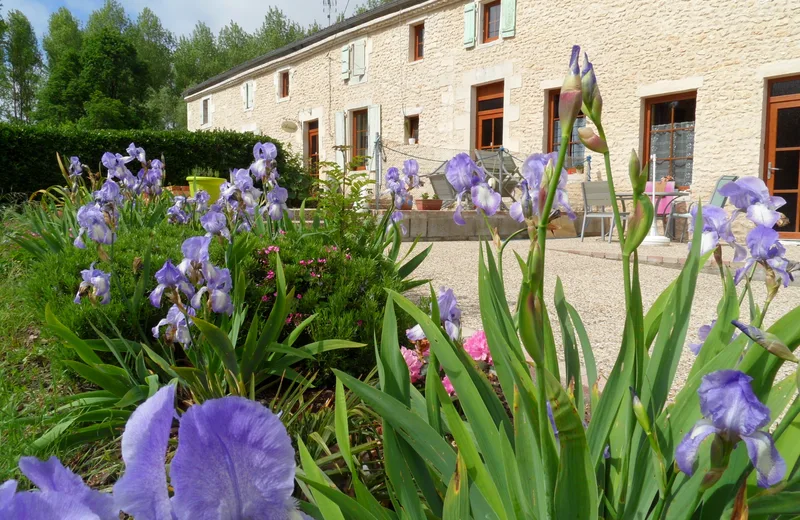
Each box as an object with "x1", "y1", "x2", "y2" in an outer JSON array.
[{"x1": 0, "y1": 124, "x2": 312, "y2": 203}]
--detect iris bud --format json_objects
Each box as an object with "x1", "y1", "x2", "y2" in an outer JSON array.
[
  {"x1": 578, "y1": 127, "x2": 608, "y2": 153},
  {"x1": 629, "y1": 150, "x2": 647, "y2": 195},
  {"x1": 559, "y1": 46, "x2": 583, "y2": 139},
  {"x1": 581, "y1": 52, "x2": 603, "y2": 122},
  {"x1": 623, "y1": 196, "x2": 654, "y2": 255},
  {"x1": 732, "y1": 320, "x2": 798, "y2": 363}
]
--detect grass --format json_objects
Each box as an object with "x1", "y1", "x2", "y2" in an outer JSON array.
[{"x1": 0, "y1": 212, "x2": 122, "y2": 486}]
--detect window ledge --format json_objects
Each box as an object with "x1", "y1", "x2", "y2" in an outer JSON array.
[
  {"x1": 199, "y1": 123, "x2": 212, "y2": 130},
  {"x1": 408, "y1": 58, "x2": 424, "y2": 65},
  {"x1": 477, "y1": 38, "x2": 502, "y2": 49},
  {"x1": 277, "y1": 96, "x2": 291, "y2": 104},
  {"x1": 244, "y1": 107, "x2": 254, "y2": 113}
]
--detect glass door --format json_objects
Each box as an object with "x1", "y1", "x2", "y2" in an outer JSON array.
[
  {"x1": 476, "y1": 82, "x2": 504, "y2": 151},
  {"x1": 766, "y1": 77, "x2": 800, "y2": 238}
]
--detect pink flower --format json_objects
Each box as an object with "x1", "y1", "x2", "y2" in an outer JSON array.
[
  {"x1": 261, "y1": 295, "x2": 269, "y2": 302},
  {"x1": 317, "y1": 258, "x2": 326, "y2": 264},
  {"x1": 401, "y1": 347, "x2": 423, "y2": 383},
  {"x1": 345, "y1": 254, "x2": 352, "y2": 260},
  {"x1": 266, "y1": 270, "x2": 275, "y2": 280},
  {"x1": 356, "y1": 320, "x2": 363, "y2": 327},
  {"x1": 463, "y1": 330, "x2": 492, "y2": 364},
  {"x1": 279, "y1": 229, "x2": 286, "y2": 235},
  {"x1": 296, "y1": 294, "x2": 302, "y2": 299},
  {"x1": 442, "y1": 375, "x2": 455, "y2": 396}
]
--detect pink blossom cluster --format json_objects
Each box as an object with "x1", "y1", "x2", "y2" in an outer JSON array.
[
  {"x1": 263, "y1": 245, "x2": 280, "y2": 254},
  {"x1": 285, "y1": 312, "x2": 304, "y2": 325},
  {"x1": 463, "y1": 330, "x2": 492, "y2": 364},
  {"x1": 401, "y1": 347, "x2": 424, "y2": 383},
  {"x1": 266, "y1": 270, "x2": 275, "y2": 280}
]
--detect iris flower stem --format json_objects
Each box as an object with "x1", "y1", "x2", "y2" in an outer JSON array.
[{"x1": 737, "y1": 264, "x2": 757, "y2": 307}]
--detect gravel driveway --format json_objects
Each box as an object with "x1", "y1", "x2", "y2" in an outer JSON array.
[{"x1": 402, "y1": 240, "x2": 800, "y2": 391}]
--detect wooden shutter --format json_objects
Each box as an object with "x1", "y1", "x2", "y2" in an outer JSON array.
[
  {"x1": 367, "y1": 104, "x2": 381, "y2": 171},
  {"x1": 463, "y1": 3, "x2": 476, "y2": 48},
  {"x1": 334, "y1": 111, "x2": 346, "y2": 169},
  {"x1": 340, "y1": 46, "x2": 351, "y2": 79},
  {"x1": 500, "y1": 0, "x2": 516, "y2": 37},
  {"x1": 353, "y1": 40, "x2": 366, "y2": 76}
]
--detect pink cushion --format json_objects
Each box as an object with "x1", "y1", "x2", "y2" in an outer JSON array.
[{"x1": 644, "y1": 181, "x2": 676, "y2": 215}]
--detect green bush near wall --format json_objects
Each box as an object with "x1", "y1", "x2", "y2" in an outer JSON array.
[{"x1": 0, "y1": 124, "x2": 312, "y2": 204}]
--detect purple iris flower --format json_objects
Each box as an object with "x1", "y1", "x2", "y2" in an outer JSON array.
[
  {"x1": 510, "y1": 180, "x2": 532, "y2": 223},
  {"x1": 102, "y1": 152, "x2": 135, "y2": 184},
  {"x1": 74, "y1": 203, "x2": 115, "y2": 248},
  {"x1": 0, "y1": 456, "x2": 117, "y2": 518},
  {"x1": 113, "y1": 385, "x2": 305, "y2": 519},
  {"x1": 719, "y1": 177, "x2": 786, "y2": 228},
  {"x1": 126, "y1": 142, "x2": 146, "y2": 163},
  {"x1": 736, "y1": 225, "x2": 792, "y2": 286},
  {"x1": 149, "y1": 260, "x2": 195, "y2": 308},
  {"x1": 152, "y1": 304, "x2": 195, "y2": 346},
  {"x1": 546, "y1": 401, "x2": 559, "y2": 444},
  {"x1": 403, "y1": 159, "x2": 420, "y2": 188},
  {"x1": 445, "y1": 153, "x2": 500, "y2": 225},
  {"x1": 192, "y1": 264, "x2": 233, "y2": 315},
  {"x1": 404, "y1": 287, "x2": 461, "y2": 342},
  {"x1": 93, "y1": 179, "x2": 123, "y2": 205},
  {"x1": 676, "y1": 370, "x2": 785, "y2": 488},
  {"x1": 168, "y1": 197, "x2": 191, "y2": 225},
  {"x1": 178, "y1": 236, "x2": 211, "y2": 284},
  {"x1": 74, "y1": 263, "x2": 111, "y2": 305},
  {"x1": 389, "y1": 210, "x2": 407, "y2": 235},
  {"x1": 250, "y1": 141, "x2": 278, "y2": 182},
  {"x1": 510, "y1": 152, "x2": 575, "y2": 222},
  {"x1": 267, "y1": 186, "x2": 289, "y2": 221},
  {"x1": 689, "y1": 321, "x2": 715, "y2": 355},
  {"x1": 68, "y1": 156, "x2": 82, "y2": 178},
  {"x1": 689, "y1": 205, "x2": 745, "y2": 261},
  {"x1": 385, "y1": 167, "x2": 407, "y2": 206},
  {"x1": 201, "y1": 205, "x2": 231, "y2": 241},
  {"x1": 190, "y1": 190, "x2": 211, "y2": 213}
]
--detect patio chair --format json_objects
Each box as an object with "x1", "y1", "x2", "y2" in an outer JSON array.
[
  {"x1": 665, "y1": 175, "x2": 738, "y2": 242},
  {"x1": 427, "y1": 161, "x2": 458, "y2": 209},
  {"x1": 580, "y1": 181, "x2": 629, "y2": 242},
  {"x1": 474, "y1": 148, "x2": 520, "y2": 199}
]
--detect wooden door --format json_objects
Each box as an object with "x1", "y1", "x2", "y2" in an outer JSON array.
[
  {"x1": 307, "y1": 120, "x2": 319, "y2": 178},
  {"x1": 476, "y1": 82, "x2": 503, "y2": 151},
  {"x1": 766, "y1": 77, "x2": 800, "y2": 238}
]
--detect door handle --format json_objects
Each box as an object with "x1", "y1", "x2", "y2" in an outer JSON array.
[{"x1": 767, "y1": 162, "x2": 781, "y2": 180}]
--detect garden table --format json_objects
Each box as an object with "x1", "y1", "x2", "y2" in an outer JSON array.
[{"x1": 615, "y1": 190, "x2": 689, "y2": 244}]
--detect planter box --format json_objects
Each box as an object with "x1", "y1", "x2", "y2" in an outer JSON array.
[
  {"x1": 167, "y1": 185, "x2": 191, "y2": 197},
  {"x1": 415, "y1": 199, "x2": 444, "y2": 211}
]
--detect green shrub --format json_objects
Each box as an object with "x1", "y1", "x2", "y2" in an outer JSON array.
[{"x1": 0, "y1": 124, "x2": 311, "y2": 205}]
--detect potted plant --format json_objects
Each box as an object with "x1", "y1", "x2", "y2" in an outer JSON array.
[
  {"x1": 415, "y1": 193, "x2": 443, "y2": 211},
  {"x1": 187, "y1": 167, "x2": 227, "y2": 199}
]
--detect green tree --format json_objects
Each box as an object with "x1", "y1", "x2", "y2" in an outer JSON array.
[
  {"x1": 84, "y1": 0, "x2": 131, "y2": 37},
  {"x1": 42, "y1": 7, "x2": 82, "y2": 70},
  {"x1": 144, "y1": 84, "x2": 184, "y2": 129},
  {"x1": 80, "y1": 91, "x2": 133, "y2": 129},
  {"x1": 34, "y1": 49, "x2": 84, "y2": 123},
  {"x1": 252, "y1": 7, "x2": 306, "y2": 56},
  {"x1": 131, "y1": 8, "x2": 175, "y2": 91},
  {"x1": 2, "y1": 10, "x2": 41, "y2": 122},
  {"x1": 78, "y1": 28, "x2": 149, "y2": 128},
  {"x1": 173, "y1": 22, "x2": 222, "y2": 94},
  {"x1": 354, "y1": 0, "x2": 392, "y2": 15},
  {"x1": 218, "y1": 21, "x2": 255, "y2": 70}
]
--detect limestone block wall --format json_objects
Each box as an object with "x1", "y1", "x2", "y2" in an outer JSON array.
[{"x1": 186, "y1": 0, "x2": 800, "y2": 228}]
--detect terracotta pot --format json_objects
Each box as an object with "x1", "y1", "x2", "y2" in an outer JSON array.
[{"x1": 415, "y1": 199, "x2": 443, "y2": 211}]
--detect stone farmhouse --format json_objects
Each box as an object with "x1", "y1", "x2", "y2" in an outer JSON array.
[{"x1": 184, "y1": 0, "x2": 800, "y2": 238}]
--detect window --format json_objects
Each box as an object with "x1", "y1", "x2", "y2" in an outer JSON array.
[
  {"x1": 306, "y1": 120, "x2": 320, "y2": 178},
  {"x1": 643, "y1": 92, "x2": 696, "y2": 187},
  {"x1": 405, "y1": 115, "x2": 419, "y2": 143},
  {"x1": 244, "y1": 81, "x2": 254, "y2": 110},
  {"x1": 476, "y1": 81, "x2": 503, "y2": 150},
  {"x1": 413, "y1": 23, "x2": 424, "y2": 61},
  {"x1": 201, "y1": 98, "x2": 210, "y2": 125},
  {"x1": 548, "y1": 90, "x2": 586, "y2": 172},
  {"x1": 352, "y1": 109, "x2": 369, "y2": 170},
  {"x1": 280, "y1": 71, "x2": 289, "y2": 98},
  {"x1": 483, "y1": 1, "x2": 501, "y2": 43}
]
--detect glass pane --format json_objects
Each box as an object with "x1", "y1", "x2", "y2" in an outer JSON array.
[
  {"x1": 774, "y1": 150, "x2": 800, "y2": 190},
  {"x1": 478, "y1": 97, "x2": 503, "y2": 112},
  {"x1": 672, "y1": 159, "x2": 693, "y2": 186},
  {"x1": 480, "y1": 118, "x2": 493, "y2": 148},
  {"x1": 776, "y1": 107, "x2": 800, "y2": 148},
  {"x1": 650, "y1": 131, "x2": 671, "y2": 161},
  {"x1": 673, "y1": 99, "x2": 696, "y2": 123},
  {"x1": 552, "y1": 120, "x2": 561, "y2": 150},
  {"x1": 487, "y1": 4, "x2": 501, "y2": 38},
  {"x1": 673, "y1": 128, "x2": 695, "y2": 158},
  {"x1": 776, "y1": 193, "x2": 798, "y2": 232},
  {"x1": 651, "y1": 102, "x2": 673, "y2": 126},
  {"x1": 771, "y1": 78, "x2": 800, "y2": 97},
  {"x1": 493, "y1": 117, "x2": 503, "y2": 147}
]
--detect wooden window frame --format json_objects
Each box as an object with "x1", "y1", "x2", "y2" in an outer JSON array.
[
  {"x1": 643, "y1": 91, "x2": 696, "y2": 189},
  {"x1": 476, "y1": 81, "x2": 504, "y2": 151},
  {"x1": 244, "y1": 82, "x2": 253, "y2": 110},
  {"x1": 765, "y1": 76, "x2": 800, "y2": 238},
  {"x1": 306, "y1": 120, "x2": 320, "y2": 178},
  {"x1": 405, "y1": 115, "x2": 419, "y2": 143},
  {"x1": 413, "y1": 23, "x2": 424, "y2": 61},
  {"x1": 280, "y1": 71, "x2": 290, "y2": 98},
  {"x1": 352, "y1": 109, "x2": 369, "y2": 171},
  {"x1": 201, "y1": 97, "x2": 210, "y2": 126},
  {"x1": 482, "y1": 0, "x2": 501, "y2": 43},
  {"x1": 547, "y1": 90, "x2": 586, "y2": 173}
]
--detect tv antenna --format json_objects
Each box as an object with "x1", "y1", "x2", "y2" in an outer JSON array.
[{"x1": 323, "y1": 0, "x2": 337, "y2": 26}]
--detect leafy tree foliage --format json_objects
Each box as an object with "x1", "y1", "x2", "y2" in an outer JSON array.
[
  {"x1": 42, "y1": 7, "x2": 83, "y2": 69},
  {"x1": 2, "y1": 10, "x2": 41, "y2": 122}
]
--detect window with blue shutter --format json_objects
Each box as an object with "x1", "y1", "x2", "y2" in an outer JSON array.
[
  {"x1": 463, "y1": 3, "x2": 476, "y2": 48},
  {"x1": 341, "y1": 46, "x2": 351, "y2": 79}
]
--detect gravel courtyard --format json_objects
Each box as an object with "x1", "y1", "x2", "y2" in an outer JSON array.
[{"x1": 402, "y1": 240, "x2": 800, "y2": 391}]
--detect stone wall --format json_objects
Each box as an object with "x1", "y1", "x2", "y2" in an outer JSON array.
[{"x1": 185, "y1": 0, "x2": 800, "y2": 228}]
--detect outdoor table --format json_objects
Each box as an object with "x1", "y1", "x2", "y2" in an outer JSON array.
[{"x1": 615, "y1": 190, "x2": 690, "y2": 244}]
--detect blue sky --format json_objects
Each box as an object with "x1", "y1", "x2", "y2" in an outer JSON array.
[{"x1": 2, "y1": 0, "x2": 357, "y2": 41}]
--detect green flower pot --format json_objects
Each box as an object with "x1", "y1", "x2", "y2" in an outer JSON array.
[{"x1": 187, "y1": 176, "x2": 227, "y2": 200}]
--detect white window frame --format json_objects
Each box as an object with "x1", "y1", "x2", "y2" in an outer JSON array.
[
  {"x1": 200, "y1": 95, "x2": 212, "y2": 128},
  {"x1": 347, "y1": 38, "x2": 369, "y2": 85},
  {"x1": 276, "y1": 68, "x2": 291, "y2": 103}
]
